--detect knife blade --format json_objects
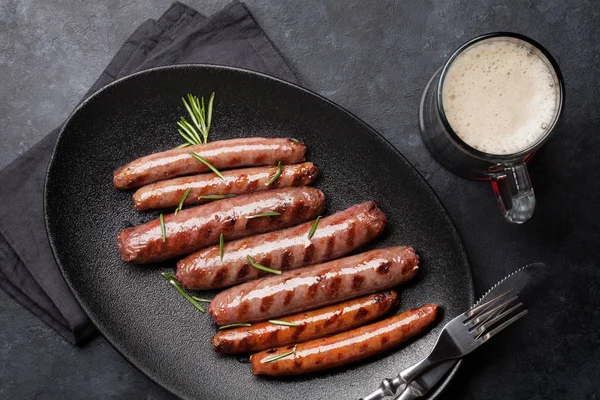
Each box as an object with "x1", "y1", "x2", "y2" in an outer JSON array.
[{"x1": 392, "y1": 262, "x2": 545, "y2": 400}]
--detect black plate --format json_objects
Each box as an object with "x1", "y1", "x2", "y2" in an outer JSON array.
[{"x1": 45, "y1": 65, "x2": 473, "y2": 400}]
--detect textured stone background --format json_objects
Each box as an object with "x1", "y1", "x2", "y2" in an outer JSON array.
[{"x1": 1, "y1": 1, "x2": 599, "y2": 399}]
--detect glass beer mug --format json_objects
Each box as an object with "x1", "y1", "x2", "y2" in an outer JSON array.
[{"x1": 419, "y1": 32, "x2": 564, "y2": 223}]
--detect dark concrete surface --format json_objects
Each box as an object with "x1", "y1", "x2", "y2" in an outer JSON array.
[{"x1": 1, "y1": 1, "x2": 599, "y2": 399}]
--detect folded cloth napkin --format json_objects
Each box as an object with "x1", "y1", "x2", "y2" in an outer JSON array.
[{"x1": 0, "y1": 0, "x2": 298, "y2": 346}]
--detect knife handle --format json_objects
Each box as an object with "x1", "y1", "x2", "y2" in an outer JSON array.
[{"x1": 359, "y1": 375, "x2": 404, "y2": 400}]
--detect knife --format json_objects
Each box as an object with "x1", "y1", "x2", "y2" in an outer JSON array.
[{"x1": 362, "y1": 262, "x2": 544, "y2": 400}]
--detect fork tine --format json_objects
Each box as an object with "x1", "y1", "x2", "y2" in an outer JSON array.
[
  {"x1": 464, "y1": 296, "x2": 518, "y2": 330},
  {"x1": 464, "y1": 289, "x2": 513, "y2": 321},
  {"x1": 474, "y1": 302, "x2": 525, "y2": 339},
  {"x1": 478, "y1": 309, "x2": 528, "y2": 341}
]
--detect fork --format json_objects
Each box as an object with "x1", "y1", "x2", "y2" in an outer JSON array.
[{"x1": 361, "y1": 289, "x2": 527, "y2": 400}]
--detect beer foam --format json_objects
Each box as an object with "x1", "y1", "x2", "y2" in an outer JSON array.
[{"x1": 441, "y1": 39, "x2": 559, "y2": 155}]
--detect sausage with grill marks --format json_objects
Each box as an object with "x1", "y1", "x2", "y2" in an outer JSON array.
[
  {"x1": 208, "y1": 247, "x2": 419, "y2": 325},
  {"x1": 177, "y1": 201, "x2": 387, "y2": 290},
  {"x1": 117, "y1": 187, "x2": 325, "y2": 264},
  {"x1": 250, "y1": 304, "x2": 438, "y2": 376},
  {"x1": 113, "y1": 137, "x2": 306, "y2": 189},
  {"x1": 212, "y1": 291, "x2": 398, "y2": 354},
  {"x1": 132, "y1": 162, "x2": 318, "y2": 211}
]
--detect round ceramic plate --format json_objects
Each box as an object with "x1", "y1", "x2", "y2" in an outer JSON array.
[{"x1": 45, "y1": 65, "x2": 474, "y2": 400}]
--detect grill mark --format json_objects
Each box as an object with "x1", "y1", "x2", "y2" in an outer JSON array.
[
  {"x1": 376, "y1": 261, "x2": 392, "y2": 275},
  {"x1": 281, "y1": 249, "x2": 292, "y2": 270},
  {"x1": 323, "y1": 311, "x2": 340, "y2": 327},
  {"x1": 261, "y1": 254, "x2": 273, "y2": 271},
  {"x1": 359, "y1": 343, "x2": 369, "y2": 353},
  {"x1": 260, "y1": 296, "x2": 274, "y2": 313},
  {"x1": 315, "y1": 358, "x2": 323, "y2": 366},
  {"x1": 239, "y1": 336, "x2": 253, "y2": 351},
  {"x1": 303, "y1": 243, "x2": 315, "y2": 264},
  {"x1": 237, "y1": 264, "x2": 250, "y2": 279},
  {"x1": 322, "y1": 236, "x2": 334, "y2": 260},
  {"x1": 293, "y1": 358, "x2": 303, "y2": 368},
  {"x1": 328, "y1": 276, "x2": 342, "y2": 296},
  {"x1": 229, "y1": 156, "x2": 242, "y2": 165},
  {"x1": 237, "y1": 302, "x2": 250, "y2": 321},
  {"x1": 381, "y1": 336, "x2": 390, "y2": 345},
  {"x1": 307, "y1": 282, "x2": 320, "y2": 299},
  {"x1": 255, "y1": 154, "x2": 267, "y2": 165},
  {"x1": 266, "y1": 330, "x2": 279, "y2": 346},
  {"x1": 345, "y1": 219, "x2": 356, "y2": 248},
  {"x1": 212, "y1": 268, "x2": 228, "y2": 286},
  {"x1": 352, "y1": 275, "x2": 365, "y2": 290},
  {"x1": 291, "y1": 324, "x2": 306, "y2": 341},
  {"x1": 270, "y1": 363, "x2": 279, "y2": 372},
  {"x1": 289, "y1": 168, "x2": 303, "y2": 187},
  {"x1": 283, "y1": 291, "x2": 294, "y2": 306},
  {"x1": 246, "y1": 179, "x2": 259, "y2": 192},
  {"x1": 355, "y1": 306, "x2": 369, "y2": 321},
  {"x1": 337, "y1": 352, "x2": 344, "y2": 360}
]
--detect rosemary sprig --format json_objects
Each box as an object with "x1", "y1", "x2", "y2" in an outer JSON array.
[
  {"x1": 191, "y1": 296, "x2": 212, "y2": 303},
  {"x1": 219, "y1": 323, "x2": 252, "y2": 330},
  {"x1": 159, "y1": 213, "x2": 166, "y2": 242},
  {"x1": 161, "y1": 272, "x2": 205, "y2": 312},
  {"x1": 198, "y1": 194, "x2": 236, "y2": 200},
  {"x1": 178, "y1": 92, "x2": 215, "y2": 145},
  {"x1": 268, "y1": 320, "x2": 301, "y2": 327},
  {"x1": 247, "y1": 255, "x2": 282, "y2": 275},
  {"x1": 174, "y1": 188, "x2": 192, "y2": 215},
  {"x1": 266, "y1": 161, "x2": 282, "y2": 186},
  {"x1": 265, "y1": 345, "x2": 297, "y2": 363},
  {"x1": 307, "y1": 216, "x2": 321, "y2": 239},
  {"x1": 189, "y1": 152, "x2": 225, "y2": 180},
  {"x1": 219, "y1": 233, "x2": 224, "y2": 260},
  {"x1": 246, "y1": 211, "x2": 281, "y2": 219}
]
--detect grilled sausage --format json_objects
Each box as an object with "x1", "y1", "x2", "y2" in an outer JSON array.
[
  {"x1": 177, "y1": 201, "x2": 387, "y2": 290},
  {"x1": 132, "y1": 162, "x2": 318, "y2": 211},
  {"x1": 114, "y1": 138, "x2": 306, "y2": 189},
  {"x1": 250, "y1": 304, "x2": 438, "y2": 376},
  {"x1": 209, "y1": 247, "x2": 419, "y2": 325},
  {"x1": 117, "y1": 187, "x2": 325, "y2": 264},
  {"x1": 213, "y1": 291, "x2": 399, "y2": 354}
]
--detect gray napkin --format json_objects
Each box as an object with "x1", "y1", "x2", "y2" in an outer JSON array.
[{"x1": 0, "y1": 0, "x2": 298, "y2": 345}]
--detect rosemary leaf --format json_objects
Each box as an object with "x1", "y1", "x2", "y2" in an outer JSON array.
[
  {"x1": 189, "y1": 152, "x2": 225, "y2": 180},
  {"x1": 307, "y1": 216, "x2": 321, "y2": 239},
  {"x1": 207, "y1": 93, "x2": 215, "y2": 136},
  {"x1": 290, "y1": 138, "x2": 300, "y2": 142},
  {"x1": 247, "y1": 255, "x2": 281, "y2": 275},
  {"x1": 191, "y1": 296, "x2": 212, "y2": 303},
  {"x1": 176, "y1": 143, "x2": 191, "y2": 148},
  {"x1": 159, "y1": 214, "x2": 166, "y2": 242},
  {"x1": 246, "y1": 211, "x2": 281, "y2": 219},
  {"x1": 268, "y1": 320, "x2": 301, "y2": 327},
  {"x1": 161, "y1": 272, "x2": 205, "y2": 312},
  {"x1": 177, "y1": 127, "x2": 197, "y2": 146},
  {"x1": 266, "y1": 161, "x2": 282, "y2": 186},
  {"x1": 198, "y1": 194, "x2": 236, "y2": 200},
  {"x1": 219, "y1": 323, "x2": 252, "y2": 330},
  {"x1": 174, "y1": 188, "x2": 192, "y2": 215},
  {"x1": 265, "y1": 345, "x2": 297, "y2": 363},
  {"x1": 219, "y1": 233, "x2": 224, "y2": 260}
]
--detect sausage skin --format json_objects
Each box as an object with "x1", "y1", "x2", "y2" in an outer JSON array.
[
  {"x1": 177, "y1": 201, "x2": 387, "y2": 290},
  {"x1": 132, "y1": 162, "x2": 318, "y2": 211},
  {"x1": 209, "y1": 247, "x2": 419, "y2": 325},
  {"x1": 114, "y1": 137, "x2": 306, "y2": 189},
  {"x1": 117, "y1": 187, "x2": 325, "y2": 264},
  {"x1": 212, "y1": 291, "x2": 399, "y2": 354},
  {"x1": 250, "y1": 304, "x2": 438, "y2": 376}
]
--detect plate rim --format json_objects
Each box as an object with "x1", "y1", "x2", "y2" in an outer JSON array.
[{"x1": 44, "y1": 63, "x2": 474, "y2": 400}]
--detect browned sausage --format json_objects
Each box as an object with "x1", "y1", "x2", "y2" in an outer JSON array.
[
  {"x1": 117, "y1": 187, "x2": 325, "y2": 264},
  {"x1": 132, "y1": 162, "x2": 318, "y2": 211},
  {"x1": 113, "y1": 138, "x2": 306, "y2": 189},
  {"x1": 213, "y1": 291, "x2": 399, "y2": 354},
  {"x1": 250, "y1": 304, "x2": 438, "y2": 376},
  {"x1": 177, "y1": 201, "x2": 387, "y2": 290},
  {"x1": 209, "y1": 247, "x2": 419, "y2": 325}
]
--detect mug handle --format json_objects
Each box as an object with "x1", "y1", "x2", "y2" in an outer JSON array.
[{"x1": 489, "y1": 162, "x2": 536, "y2": 223}]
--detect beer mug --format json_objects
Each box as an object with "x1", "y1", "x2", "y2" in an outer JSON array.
[{"x1": 419, "y1": 32, "x2": 564, "y2": 223}]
